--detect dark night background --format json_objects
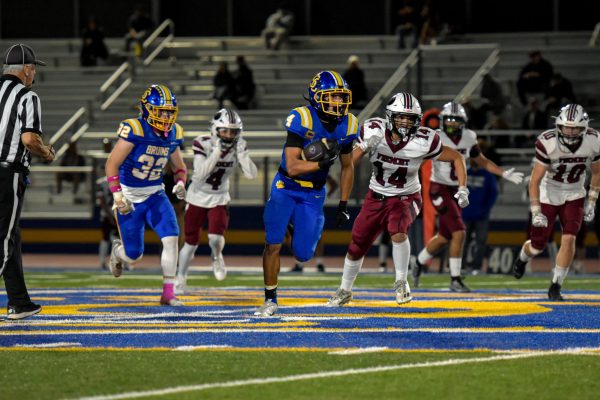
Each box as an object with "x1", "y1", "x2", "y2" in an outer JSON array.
[{"x1": 0, "y1": 0, "x2": 597, "y2": 38}]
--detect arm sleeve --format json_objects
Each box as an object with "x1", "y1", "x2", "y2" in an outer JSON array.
[
  {"x1": 469, "y1": 144, "x2": 481, "y2": 158},
  {"x1": 238, "y1": 151, "x2": 258, "y2": 179},
  {"x1": 340, "y1": 141, "x2": 354, "y2": 154},
  {"x1": 19, "y1": 92, "x2": 43, "y2": 135},
  {"x1": 192, "y1": 145, "x2": 221, "y2": 182},
  {"x1": 284, "y1": 131, "x2": 305, "y2": 148}
]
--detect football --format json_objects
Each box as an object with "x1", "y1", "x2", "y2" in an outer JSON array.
[{"x1": 301, "y1": 138, "x2": 338, "y2": 161}]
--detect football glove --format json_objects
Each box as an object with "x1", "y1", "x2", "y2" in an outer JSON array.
[
  {"x1": 531, "y1": 205, "x2": 548, "y2": 228},
  {"x1": 454, "y1": 186, "x2": 470, "y2": 208},
  {"x1": 335, "y1": 201, "x2": 350, "y2": 227},
  {"x1": 172, "y1": 180, "x2": 186, "y2": 200},
  {"x1": 112, "y1": 191, "x2": 134, "y2": 215},
  {"x1": 583, "y1": 201, "x2": 596, "y2": 223},
  {"x1": 502, "y1": 168, "x2": 524, "y2": 185},
  {"x1": 356, "y1": 132, "x2": 383, "y2": 152}
]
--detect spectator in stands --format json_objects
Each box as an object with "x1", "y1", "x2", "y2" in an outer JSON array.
[
  {"x1": 522, "y1": 98, "x2": 549, "y2": 131},
  {"x1": 213, "y1": 61, "x2": 235, "y2": 109},
  {"x1": 462, "y1": 146, "x2": 499, "y2": 274},
  {"x1": 480, "y1": 74, "x2": 507, "y2": 116},
  {"x1": 396, "y1": 0, "x2": 421, "y2": 49},
  {"x1": 422, "y1": 107, "x2": 441, "y2": 129},
  {"x1": 262, "y1": 5, "x2": 295, "y2": 50},
  {"x1": 124, "y1": 5, "x2": 154, "y2": 57},
  {"x1": 56, "y1": 142, "x2": 86, "y2": 195},
  {"x1": 232, "y1": 56, "x2": 256, "y2": 110},
  {"x1": 419, "y1": 0, "x2": 444, "y2": 45},
  {"x1": 343, "y1": 55, "x2": 368, "y2": 109},
  {"x1": 80, "y1": 18, "x2": 108, "y2": 67},
  {"x1": 461, "y1": 99, "x2": 486, "y2": 130},
  {"x1": 516, "y1": 50, "x2": 554, "y2": 106},
  {"x1": 545, "y1": 73, "x2": 576, "y2": 116}
]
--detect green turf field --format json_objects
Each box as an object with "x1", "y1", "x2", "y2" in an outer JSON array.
[{"x1": 1, "y1": 271, "x2": 599, "y2": 400}]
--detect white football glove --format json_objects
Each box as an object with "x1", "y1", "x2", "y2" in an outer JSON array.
[
  {"x1": 583, "y1": 201, "x2": 596, "y2": 223},
  {"x1": 356, "y1": 132, "x2": 383, "y2": 152},
  {"x1": 236, "y1": 137, "x2": 248, "y2": 154},
  {"x1": 454, "y1": 186, "x2": 470, "y2": 208},
  {"x1": 502, "y1": 168, "x2": 525, "y2": 185},
  {"x1": 531, "y1": 205, "x2": 548, "y2": 228},
  {"x1": 112, "y1": 191, "x2": 134, "y2": 215},
  {"x1": 172, "y1": 180, "x2": 186, "y2": 200}
]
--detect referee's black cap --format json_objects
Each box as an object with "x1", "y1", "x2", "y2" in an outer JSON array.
[{"x1": 3, "y1": 44, "x2": 47, "y2": 66}]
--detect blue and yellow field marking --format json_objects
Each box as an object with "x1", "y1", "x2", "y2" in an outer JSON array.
[{"x1": 1, "y1": 288, "x2": 599, "y2": 351}]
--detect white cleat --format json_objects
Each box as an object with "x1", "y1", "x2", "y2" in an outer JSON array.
[
  {"x1": 109, "y1": 239, "x2": 124, "y2": 278},
  {"x1": 212, "y1": 255, "x2": 227, "y2": 281},
  {"x1": 325, "y1": 288, "x2": 352, "y2": 307},
  {"x1": 174, "y1": 276, "x2": 187, "y2": 295},
  {"x1": 160, "y1": 296, "x2": 184, "y2": 306},
  {"x1": 394, "y1": 280, "x2": 412, "y2": 305},
  {"x1": 254, "y1": 299, "x2": 278, "y2": 317}
]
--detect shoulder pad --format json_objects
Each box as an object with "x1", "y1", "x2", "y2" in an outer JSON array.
[
  {"x1": 285, "y1": 107, "x2": 314, "y2": 137},
  {"x1": 192, "y1": 135, "x2": 211, "y2": 155},
  {"x1": 345, "y1": 113, "x2": 359, "y2": 137},
  {"x1": 586, "y1": 128, "x2": 599, "y2": 137},
  {"x1": 174, "y1": 123, "x2": 185, "y2": 140},
  {"x1": 117, "y1": 118, "x2": 144, "y2": 140},
  {"x1": 362, "y1": 118, "x2": 386, "y2": 141}
]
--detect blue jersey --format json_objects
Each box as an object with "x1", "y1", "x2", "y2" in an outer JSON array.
[
  {"x1": 116, "y1": 117, "x2": 185, "y2": 188},
  {"x1": 279, "y1": 106, "x2": 358, "y2": 190}
]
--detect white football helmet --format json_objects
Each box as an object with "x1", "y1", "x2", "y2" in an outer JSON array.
[
  {"x1": 385, "y1": 92, "x2": 422, "y2": 140},
  {"x1": 211, "y1": 108, "x2": 243, "y2": 147},
  {"x1": 440, "y1": 101, "x2": 468, "y2": 136},
  {"x1": 555, "y1": 104, "x2": 588, "y2": 147}
]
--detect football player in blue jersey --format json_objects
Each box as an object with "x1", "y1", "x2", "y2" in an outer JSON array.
[
  {"x1": 255, "y1": 71, "x2": 359, "y2": 316},
  {"x1": 105, "y1": 84, "x2": 188, "y2": 306}
]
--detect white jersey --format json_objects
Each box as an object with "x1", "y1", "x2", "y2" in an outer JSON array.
[
  {"x1": 431, "y1": 128, "x2": 479, "y2": 186},
  {"x1": 362, "y1": 118, "x2": 443, "y2": 196},
  {"x1": 535, "y1": 128, "x2": 600, "y2": 205},
  {"x1": 186, "y1": 135, "x2": 257, "y2": 208}
]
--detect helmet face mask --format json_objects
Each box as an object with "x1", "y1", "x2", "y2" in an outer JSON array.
[
  {"x1": 385, "y1": 92, "x2": 422, "y2": 141},
  {"x1": 308, "y1": 71, "x2": 352, "y2": 121},
  {"x1": 211, "y1": 108, "x2": 243, "y2": 148},
  {"x1": 555, "y1": 104, "x2": 588, "y2": 149},
  {"x1": 141, "y1": 85, "x2": 178, "y2": 136},
  {"x1": 440, "y1": 102, "x2": 468, "y2": 137}
]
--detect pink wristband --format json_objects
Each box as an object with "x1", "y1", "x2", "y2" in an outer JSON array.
[
  {"x1": 174, "y1": 169, "x2": 187, "y2": 183},
  {"x1": 109, "y1": 185, "x2": 122, "y2": 193},
  {"x1": 107, "y1": 175, "x2": 120, "y2": 182}
]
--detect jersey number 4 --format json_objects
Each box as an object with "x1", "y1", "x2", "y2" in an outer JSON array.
[
  {"x1": 374, "y1": 161, "x2": 407, "y2": 188},
  {"x1": 206, "y1": 168, "x2": 226, "y2": 190}
]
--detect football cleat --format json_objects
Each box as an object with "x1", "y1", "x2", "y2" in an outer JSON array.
[
  {"x1": 548, "y1": 282, "x2": 564, "y2": 301},
  {"x1": 174, "y1": 276, "x2": 187, "y2": 295},
  {"x1": 254, "y1": 299, "x2": 278, "y2": 317},
  {"x1": 412, "y1": 258, "x2": 424, "y2": 288},
  {"x1": 160, "y1": 296, "x2": 184, "y2": 306},
  {"x1": 513, "y1": 257, "x2": 527, "y2": 279},
  {"x1": 394, "y1": 280, "x2": 412, "y2": 304},
  {"x1": 450, "y1": 277, "x2": 471, "y2": 293},
  {"x1": 289, "y1": 263, "x2": 303, "y2": 273},
  {"x1": 7, "y1": 303, "x2": 42, "y2": 320},
  {"x1": 317, "y1": 263, "x2": 326, "y2": 273},
  {"x1": 109, "y1": 239, "x2": 124, "y2": 278},
  {"x1": 212, "y1": 255, "x2": 227, "y2": 281},
  {"x1": 325, "y1": 288, "x2": 352, "y2": 307},
  {"x1": 379, "y1": 262, "x2": 388, "y2": 273}
]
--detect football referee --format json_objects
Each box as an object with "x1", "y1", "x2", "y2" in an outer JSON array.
[{"x1": 0, "y1": 44, "x2": 55, "y2": 320}]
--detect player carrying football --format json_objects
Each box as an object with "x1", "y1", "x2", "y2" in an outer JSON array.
[
  {"x1": 176, "y1": 108, "x2": 257, "y2": 294},
  {"x1": 326, "y1": 92, "x2": 468, "y2": 306},
  {"x1": 513, "y1": 104, "x2": 600, "y2": 300},
  {"x1": 255, "y1": 70, "x2": 359, "y2": 317},
  {"x1": 105, "y1": 84, "x2": 187, "y2": 306},
  {"x1": 413, "y1": 101, "x2": 524, "y2": 292}
]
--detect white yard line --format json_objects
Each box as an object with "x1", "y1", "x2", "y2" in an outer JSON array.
[
  {"x1": 70, "y1": 348, "x2": 598, "y2": 400},
  {"x1": 328, "y1": 347, "x2": 389, "y2": 355},
  {"x1": 13, "y1": 342, "x2": 82, "y2": 348}
]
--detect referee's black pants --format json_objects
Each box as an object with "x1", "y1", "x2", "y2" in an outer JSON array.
[{"x1": 0, "y1": 167, "x2": 32, "y2": 307}]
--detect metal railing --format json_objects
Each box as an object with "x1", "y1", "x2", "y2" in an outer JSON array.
[
  {"x1": 589, "y1": 22, "x2": 600, "y2": 47},
  {"x1": 143, "y1": 19, "x2": 175, "y2": 66},
  {"x1": 454, "y1": 46, "x2": 500, "y2": 104},
  {"x1": 99, "y1": 61, "x2": 133, "y2": 111}
]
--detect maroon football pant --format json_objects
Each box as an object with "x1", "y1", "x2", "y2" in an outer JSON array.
[{"x1": 183, "y1": 204, "x2": 229, "y2": 245}]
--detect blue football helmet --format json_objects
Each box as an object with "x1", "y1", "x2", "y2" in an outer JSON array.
[
  {"x1": 140, "y1": 84, "x2": 178, "y2": 136},
  {"x1": 307, "y1": 71, "x2": 352, "y2": 121}
]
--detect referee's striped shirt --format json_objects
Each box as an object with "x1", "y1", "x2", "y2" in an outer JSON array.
[{"x1": 0, "y1": 74, "x2": 43, "y2": 169}]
